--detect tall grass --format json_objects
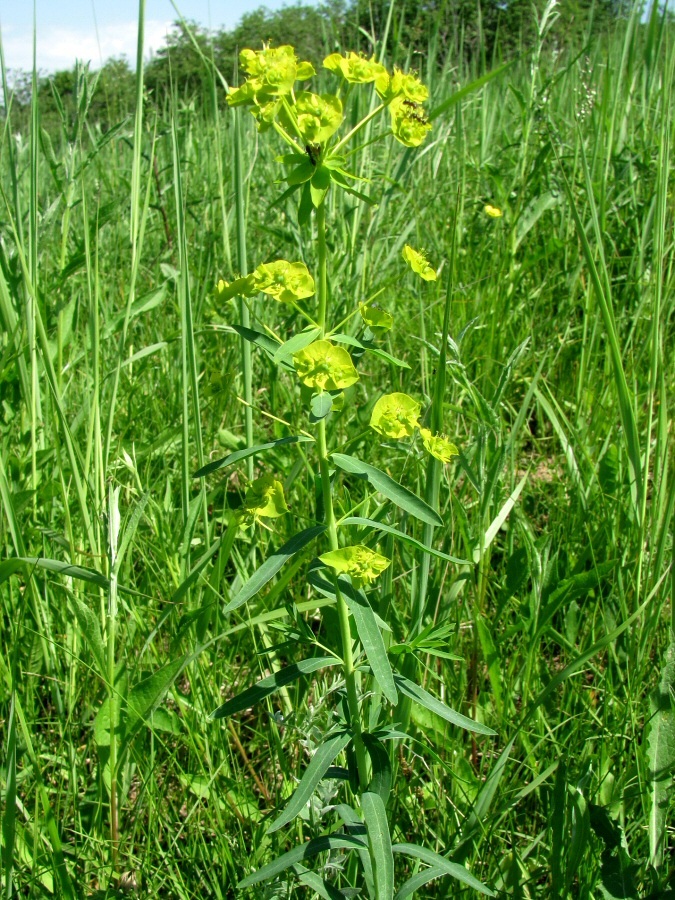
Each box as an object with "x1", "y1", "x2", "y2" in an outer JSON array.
[{"x1": 0, "y1": 3, "x2": 673, "y2": 897}]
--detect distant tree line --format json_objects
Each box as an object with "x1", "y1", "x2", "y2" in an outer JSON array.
[{"x1": 2, "y1": 0, "x2": 636, "y2": 134}]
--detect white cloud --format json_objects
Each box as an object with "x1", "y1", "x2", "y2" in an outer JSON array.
[{"x1": 2, "y1": 19, "x2": 172, "y2": 74}]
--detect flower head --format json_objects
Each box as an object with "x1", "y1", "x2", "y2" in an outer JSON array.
[
  {"x1": 376, "y1": 67, "x2": 428, "y2": 104},
  {"x1": 402, "y1": 245, "x2": 436, "y2": 281},
  {"x1": 484, "y1": 204, "x2": 503, "y2": 218},
  {"x1": 370, "y1": 392, "x2": 421, "y2": 440},
  {"x1": 319, "y1": 545, "x2": 391, "y2": 588},
  {"x1": 285, "y1": 91, "x2": 343, "y2": 144},
  {"x1": 252, "y1": 260, "x2": 315, "y2": 303},
  {"x1": 419, "y1": 428, "x2": 458, "y2": 464},
  {"x1": 389, "y1": 97, "x2": 432, "y2": 147},
  {"x1": 293, "y1": 340, "x2": 359, "y2": 391},
  {"x1": 229, "y1": 46, "x2": 315, "y2": 107},
  {"x1": 324, "y1": 52, "x2": 386, "y2": 84},
  {"x1": 240, "y1": 474, "x2": 289, "y2": 521}
]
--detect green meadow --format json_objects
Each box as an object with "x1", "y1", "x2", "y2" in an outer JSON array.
[{"x1": 0, "y1": 1, "x2": 674, "y2": 896}]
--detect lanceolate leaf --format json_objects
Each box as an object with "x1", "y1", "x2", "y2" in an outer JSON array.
[
  {"x1": 293, "y1": 865, "x2": 346, "y2": 900},
  {"x1": 341, "y1": 517, "x2": 470, "y2": 564},
  {"x1": 363, "y1": 734, "x2": 392, "y2": 804},
  {"x1": 647, "y1": 641, "x2": 675, "y2": 870},
  {"x1": 268, "y1": 731, "x2": 352, "y2": 833},
  {"x1": 394, "y1": 866, "x2": 447, "y2": 900},
  {"x1": 341, "y1": 587, "x2": 397, "y2": 705},
  {"x1": 70, "y1": 595, "x2": 107, "y2": 678},
  {"x1": 332, "y1": 453, "x2": 442, "y2": 527},
  {"x1": 123, "y1": 656, "x2": 186, "y2": 748},
  {"x1": 0, "y1": 556, "x2": 109, "y2": 589},
  {"x1": 194, "y1": 435, "x2": 314, "y2": 478},
  {"x1": 223, "y1": 525, "x2": 326, "y2": 615},
  {"x1": 392, "y1": 843, "x2": 495, "y2": 896},
  {"x1": 362, "y1": 792, "x2": 394, "y2": 900},
  {"x1": 211, "y1": 657, "x2": 340, "y2": 719},
  {"x1": 394, "y1": 675, "x2": 496, "y2": 736},
  {"x1": 237, "y1": 835, "x2": 367, "y2": 889}
]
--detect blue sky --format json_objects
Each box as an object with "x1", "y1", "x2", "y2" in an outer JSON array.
[{"x1": 0, "y1": 1, "x2": 298, "y2": 74}]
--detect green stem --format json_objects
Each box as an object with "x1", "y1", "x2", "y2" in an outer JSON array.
[
  {"x1": 315, "y1": 202, "x2": 368, "y2": 791},
  {"x1": 317, "y1": 420, "x2": 369, "y2": 789},
  {"x1": 317, "y1": 204, "x2": 328, "y2": 334}
]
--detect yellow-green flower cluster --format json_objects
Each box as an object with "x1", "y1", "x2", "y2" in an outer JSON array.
[
  {"x1": 228, "y1": 46, "x2": 315, "y2": 128},
  {"x1": 402, "y1": 245, "x2": 437, "y2": 281},
  {"x1": 319, "y1": 544, "x2": 391, "y2": 588},
  {"x1": 238, "y1": 474, "x2": 289, "y2": 525},
  {"x1": 293, "y1": 340, "x2": 359, "y2": 392},
  {"x1": 369, "y1": 392, "x2": 458, "y2": 463},
  {"x1": 216, "y1": 259, "x2": 315, "y2": 304}
]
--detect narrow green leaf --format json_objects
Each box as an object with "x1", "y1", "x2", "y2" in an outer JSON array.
[
  {"x1": 363, "y1": 733, "x2": 392, "y2": 804},
  {"x1": 0, "y1": 556, "x2": 109, "y2": 589},
  {"x1": 223, "y1": 525, "x2": 326, "y2": 615},
  {"x1": 647, "y1": 641, "x2": 675, "y2": 869},
  {"x1": 123, "y1": 656, "x2": 186, "y2": 748},
  {"x1": 362, "y1": 792, "x2": 393, "y2": 900},
  {"x1": 273, "y1": 326, "x2": 321, "y2": 365},
  {"x1": 341, "y1": 586, "x2": 397, "y2": 705},
  {"x1": 211, "y1": 656, "x2": 339, "y2": 719},
  {"x1": 268, "y1": 731, "x2": 352, "y2": 833},
  {"x1": 170, "y1": 537, "x2": 223, "y2": 605},
  {"x1": 341, "y1": 517, "x2": 470, "y2": 564},
  {"x1": 429, "y1": 61, "x2": 513, "y2": 120},
  {"x1": 112, "y1": 491, "x2": 150, "y2": 578},
  {"x1": 393, "y1": 843, "x2": 494, "y2": 896},
  {"x1": 195, "y1": 435, "x2": 314, "y2": 478},
  {"x1": 293, "y1": 865, "x2": 346, "y2": 900},
  {"x1": 237, "y1": 835, "x2": 367, "y2": 888},
  {"x1": 332, "y1": 453, "x2": 442, "y2": 527},
  {"x1": 70, "y1": 596, "x2": 107, "y2": 678},
  {"x1": 394, "y1": 675, "x2": 496, "y2": 736},
  {"x1": 394, "y1": 866, "x2": 447, "y2": 900}
]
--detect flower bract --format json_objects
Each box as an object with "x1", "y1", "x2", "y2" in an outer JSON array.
[
  {"x1": 319, "y1": 545, "x2": 391, "y2": 588},
  {"x1": 216, "y1": 274, "x2": 256, "y2": 302},
  {"x1": 419, "y1": 428, "x2": 459, "y2": 464},
  {"x1": 402, "y1": 245, "x2": 436, "y2": 281},
  {"x1": 293, "y1": 340, "x2": 359, "y2": 391},
  {"x1": 360, "y1": 303, "x2": 393, "y2": 333},
  {"x1": 370, "y1": 392, "x2": 421, "y2": 439},
  {"x1": 241, "y1": 474, "x2": 289, "y2": 519},
  {"x1": 252, "y1": 260, "x2": 315, "y2": 303},
  {"x1": 323, "y1": 52, "x2": 386, "y2": 84}
]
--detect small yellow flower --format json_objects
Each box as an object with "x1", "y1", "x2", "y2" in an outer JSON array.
[
  {"x1": 484, "y1": 204, "x2": 503, "y2": 218},
  {"x1": 319, "y1": 545, "x2": 391, "y2": 588},
  {"x1": 370, "y1": 392, "x2": 421, "y2": 440},
  {"x1": 241, "y1": 474, "x2": 289, "y2": 520},
  {"x1": 252, "y1": 260, "x2": 315, "y2": 303},
  {"x1": 293, "y1": 340, "x2": 359, "y2": 391},
  {"x1": 419, "y1": 428, "x2": 458, "y2": 464},
  {"x1": 323, "y1": 52, "x2": 386, "y2": 84},
  {"x1": 402, "y1": 245, "x2": 436, "y2": 281}
]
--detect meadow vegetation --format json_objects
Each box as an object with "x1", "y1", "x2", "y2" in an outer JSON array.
[{"x1": 0, "y1": 0, "x2": 674, "y2": 897}]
